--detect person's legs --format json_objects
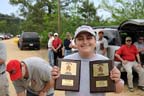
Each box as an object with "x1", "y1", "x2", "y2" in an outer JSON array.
[
  {"x1": 122, "y1": 62, "x2": 134, "y2": 88},
  {"x1": 64, "y1": 49, "x2": 68, "y2": 56},
  {"x1": 53, "y1": 52, "x2": 57, "y2": 66},
  {"x1": 133, "y1": 61, "x2": 144, "y2": 86},
  {"x1": 48, "y1": 49, "x2": 54, "y2": 66},
  {"x1": 48, "y1": 50, "x2": 51, "y2": 64},
  {"x1": 140, "y1": 54, "x2": 144, "y2": 66},
  {"x1": 64, "y1": 49, "x2": 72, "y2": 56},
  {"x1": 57, "y1": 48, "x2": 63, "y2": 58}
]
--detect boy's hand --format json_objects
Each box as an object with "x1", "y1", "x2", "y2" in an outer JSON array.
[{"x1": 110, "y1": 66, "x2": 121, "y2": 83}]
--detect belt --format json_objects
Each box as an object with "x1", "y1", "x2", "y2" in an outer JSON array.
[{"x1": 0, "y1": 71, "x2": 5, "y2": 75}]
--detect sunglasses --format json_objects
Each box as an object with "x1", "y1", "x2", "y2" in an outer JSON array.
[{"x1": 126, "y1": 40, "x2": 132, "y2": 42}]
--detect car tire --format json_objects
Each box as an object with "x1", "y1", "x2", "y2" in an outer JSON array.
[
  {"x1": 19, "y1": 44, "x2": 23, "y2": 50},
  {"x1": 18, "y1": 42, "x2": 20, "y2": 48},
  {"x1": 37, "y1": 46, "x2": 40, "y2": 50}
]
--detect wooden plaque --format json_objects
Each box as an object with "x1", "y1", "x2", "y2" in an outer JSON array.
[
  {"x1": 89, "y1": 60, "x2": 115, "y2": 93},
  {"x1": 55, "y1": 59, "x2": 81, "y2": 91}
]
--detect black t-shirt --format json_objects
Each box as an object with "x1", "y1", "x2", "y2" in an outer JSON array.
[{"x1": 64, "y1": 39, "x2": 71, "y2": 50}]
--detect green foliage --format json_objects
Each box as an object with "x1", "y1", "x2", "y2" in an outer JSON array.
[
  {"x1": 39, "y1": 30, "x2": 48, "y2": 48},
  {"x1": 7, "y1": 0, "x2": 144, "y2": 48},
  {"x1": 77, "y1": 0, "x2": 99, "y2": 23},
  {"x1": 100, "y1": 0, "x2": 144, "y2": 24},
  {"x1": 43, "y1": 14, "x2": 58, "y2": 33},
  {"x1": 0, "y1": 13, "x2": 21, "y2": 35}
]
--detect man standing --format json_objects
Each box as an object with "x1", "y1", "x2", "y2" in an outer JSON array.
[
  {"x1": 6, "y1": 57, "x2": 54, "y2": 96},
  {"x1": 0, "y1": 41, "x2": 9, "y2": 96},
  {"x1": 48, "y1": 32, "x2": 54, "y2": 66},
  {"x1": 96, "y1": 31, "x2": 108, "y2": 56},
  {"x1": 63, "y1": 32, "x2": 72, "y2": 56},
  {"x1": 52, "y1": 33, "x2": 63, "y2": 65},
  {"x1": 115, "y1": 37, "x2": 144, "y2": 92}
]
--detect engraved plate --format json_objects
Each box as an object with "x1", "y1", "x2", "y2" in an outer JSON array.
[
  {"x1": 55, "y1": 59, "x2": 81, "y2": 91},
  {"x1": 90, "y1": 60, "x2": 116, "y2": 92}
]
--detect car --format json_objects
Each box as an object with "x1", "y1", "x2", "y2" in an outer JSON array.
[
  {"x1": 18, "y1": 32, "x2": 40, "y2": 50},
  {"x1": 94, "y1": 20, "x2": 144, "y2": 72},
  {"x1": 115, "y1": 19, "x2": 144, "y2": 71},
  {"x1": 0, "y1": 34, "x2": 5, "y2": 40}
]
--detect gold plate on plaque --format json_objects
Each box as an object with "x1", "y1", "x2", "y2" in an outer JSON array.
[
  {"x1": 55, "y1": 59, "x2": 81, "y2": 91},
  {"x1": 89, "y1": 60, "x2": 115, "y2": 93}
]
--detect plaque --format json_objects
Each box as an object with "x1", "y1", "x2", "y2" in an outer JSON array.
[
  {"x1": 55, "y1": 58, "x2": 81, "y2": 91},
  {"x1": 89, "y1": 60, "x2": 115, "y2": 93}
]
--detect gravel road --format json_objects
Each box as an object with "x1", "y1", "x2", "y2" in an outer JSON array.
[{"x1": 3, "y1": 38, "x2": 144, "y2": 96}]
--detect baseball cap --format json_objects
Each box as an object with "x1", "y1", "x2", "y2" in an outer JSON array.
[
  {"x1": 125, "y1": 37, "x2": 132, "y2": 41},
  {"x1": 48, "y1": 32, "x2": 53, "y2": 35},
  {"x1": 6, "y1": 60, "x2": 22, "y2": 81},
  {"x1": 74, "y1": 25, "x2": 95, "y2": 38},
  {"x1": 54, "y1": 33, "x2": 58, "y2": 36}
]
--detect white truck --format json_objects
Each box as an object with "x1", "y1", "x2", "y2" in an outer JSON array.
[{"x1": 94, "y1": 19, "x2": 144, "y2": 72}]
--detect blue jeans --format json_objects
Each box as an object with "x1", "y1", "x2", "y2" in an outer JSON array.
[
  {"x1": 27, "y1": 90, "x2": 54, "y2": 96},
  {"x1": 48, "y1": 49, "x2": 54, "y2": 66},
  {"x1": 64, "y1": 49, "x2": 72, "y2": 56}
]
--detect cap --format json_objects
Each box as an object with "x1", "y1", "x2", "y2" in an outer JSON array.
[
  {"x1": 125, "y1": 37, "x2": 132, "y2": 41},
  {"x1": 48, "y1": 32, "x2": 53, "y2": 35},
  {"x1": 74, "y1": 25, "x2": 95, "y2": 38},
  {"x1": 6, "y1": 60, "x2": 22, "y2": 81},
  {"x1": 54, "y1": 33, "x2": 58, "y2": 36}
]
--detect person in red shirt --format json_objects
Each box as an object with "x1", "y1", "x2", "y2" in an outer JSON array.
[
  {"x1": 52, "y1": 33, "x2": 63, "y2": 65},
  {"x1": 115, "y1": 37, "x2": 144, "y2": 92}
]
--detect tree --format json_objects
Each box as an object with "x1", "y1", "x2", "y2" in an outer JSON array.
[
  {"x1": 77, "y1": 0, "x2": 99, "y2": 24},
  {"x1": 0, "y1": 13, "x2": 21, "y2": 35},
  {"x1": 8, "y1": 0, "x2": 102, "y2": 47},
  {"x1": 9, "y1": 0, "x2": 57, "y2": 33},
  {"x1": 100, "y1": 0, "x2": 144, "y2": 24}
]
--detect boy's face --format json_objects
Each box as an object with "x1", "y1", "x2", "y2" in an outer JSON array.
[{"x1": 75, "y1": 32, "x2": 96, "y2": 54}]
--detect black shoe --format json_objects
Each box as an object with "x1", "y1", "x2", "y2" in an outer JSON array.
[{"x1": 138, "y1": 86, "x2": 144, "y2": 91}]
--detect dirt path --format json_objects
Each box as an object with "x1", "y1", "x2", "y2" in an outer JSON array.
[{"x1": 3, "y1": 38, "x2": 144, "y2": 96}]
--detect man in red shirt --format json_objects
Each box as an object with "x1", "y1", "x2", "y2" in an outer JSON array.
[
  {"x1": 115, "y1": 37, "x2": 144, "y2": 92},
  {"x1": 52, "y1": 33, "x2": 63, "y2": 65}
]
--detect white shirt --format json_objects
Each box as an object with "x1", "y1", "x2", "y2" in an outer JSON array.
[
  {"x1": 96, "y1": 37, "x2": 108, "y2": 56},
  {"x1": 48, "y1": 36, "x2": 54, "y2": 48}
]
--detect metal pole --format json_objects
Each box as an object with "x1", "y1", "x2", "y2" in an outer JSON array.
[{"x1": 58, "y1": 0, "x2": 61, "y2": 34}]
